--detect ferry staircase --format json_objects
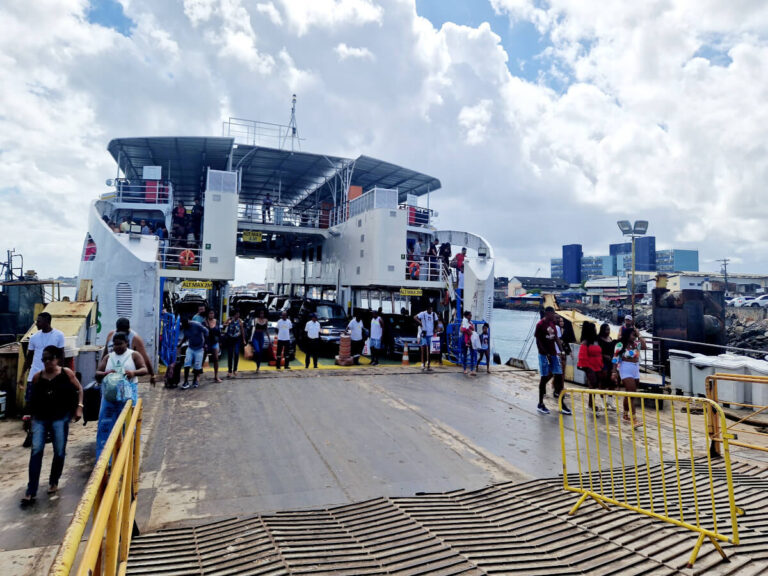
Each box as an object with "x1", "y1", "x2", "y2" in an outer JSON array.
[{"x1": 125, "y1": 458, "x2": 768, "y2": 575}]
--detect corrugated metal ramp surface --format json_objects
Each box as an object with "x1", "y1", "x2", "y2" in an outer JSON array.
[{"x1": 127, "y1": 460, "x2": 768, "y2": 575}]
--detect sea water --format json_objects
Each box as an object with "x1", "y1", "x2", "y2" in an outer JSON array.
[{"x1": 490, "y1": 308, "x2": 540, "y2": 366}]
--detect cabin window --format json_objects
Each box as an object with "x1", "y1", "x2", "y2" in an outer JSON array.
[
  {"x1": 360, "y1": 250, "x2": 364, "y2": 258},
  {"x1": 360, "y1": 234, "x2": 365, "y2": 243},
  {"x1": 116, "y1": 283, "x2": 133, "y2": 319}
]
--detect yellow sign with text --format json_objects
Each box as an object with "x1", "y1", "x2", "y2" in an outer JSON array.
[
  {"x1": 400, "y1": 288, "x2": 423, "y2": 296},
  {"x1": 242, "y1": 231, "x2": 263, "y2": 243},
  {"x1": 181, "y1": 280, "x2": 213, "y2": 290}
]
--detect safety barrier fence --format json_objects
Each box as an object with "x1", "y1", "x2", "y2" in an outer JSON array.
[
  {"x1": 157, "y1": 244, "x2": 202, "y2": 271},
  {"x1": 706, "y1": 373, "x2": 768, "y2": 456},
  {"x1": 404, "y1": 257, "x2": 444, "y2": 282},
  {"x1": 559, "y1": 388, "x2": 742, "y2": 567},
  {"x1": 101, "y1": 179, "x2": 172, "y2": 204},
  {"x1": 50, "y1": 399, "x2": 143, "y2": 576}
]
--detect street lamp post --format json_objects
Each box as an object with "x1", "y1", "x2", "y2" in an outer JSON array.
[{"x1": 617, "y1": 220, "x2": 649, "y2": 318}]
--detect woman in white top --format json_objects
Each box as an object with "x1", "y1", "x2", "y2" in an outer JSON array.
[{"x1": 95, "y1": 332, "x2": 147, "y2": 458}]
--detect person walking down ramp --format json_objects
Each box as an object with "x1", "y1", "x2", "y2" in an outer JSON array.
[
  {"x1": 20, "y1": 346, "x2": 83, "y2": 508},
  {"x1": 534, "y1": 307, "x2": 571, "y2": 416}
]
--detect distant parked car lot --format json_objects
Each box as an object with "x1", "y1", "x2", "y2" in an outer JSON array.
[{"x1": 731, "y1": 296, "x2": 756, "y2": 307}]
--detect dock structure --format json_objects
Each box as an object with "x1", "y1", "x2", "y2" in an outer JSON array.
[{"x1": 2, "y1": 367, "x2": 768, "y2": 574}]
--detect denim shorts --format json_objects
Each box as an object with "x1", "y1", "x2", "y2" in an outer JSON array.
[
  {"x1": 184, "y1": 347, "x2": 205, "y2": 370},
  {"x1": 538, "y1": 354, "x2": 562, "y2": 377},
  {"x1": 619, "y1": 361, "x2": 640, "y2": 380},
  {"x1": 420, "y1": 334, "x2": 433, "y2": 347},
  {"x1": 370, "y1": 338, "x2": 381, "y2": 349}
]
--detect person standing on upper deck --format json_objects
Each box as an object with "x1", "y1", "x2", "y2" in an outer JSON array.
[
  {"x1": 262, "y1": 192, "x2": 273, "y2": 223},
  {"x1": 534, "y1": 307, "x2": 571, "y2": 416},
  {"x1": 192, "y1": 198, "x2": 204, "y2": 241}
]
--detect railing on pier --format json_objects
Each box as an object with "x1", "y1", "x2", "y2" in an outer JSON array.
[
  {"x1": 706, "y1": 373, "x2": 768, "y2": 456},
  {"x1": 50, "y1": 400, "x2": 143, "y2": 576},
  {"x1": 404, "y1": 256, "x2": 443, "y2": 282},
  {"x1": 101, "y1": 179, "x2": 172, "y2": 205},
  {"x1": 560, "y1": 388, "x2": 742, "y2": 568}
]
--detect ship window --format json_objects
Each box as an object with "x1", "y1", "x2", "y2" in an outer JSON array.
[
  {"x1": 388, "y1": 265, "x2": 395, "y2": 272},
  {"x1": 116, "y1": 283, "x2": 133, "y2": 319},
  {"x1": 82, "y1": 234, "x2": 97, "y2": 261},
  {"x1": 360, "y1": 234, "x2": 365, "y2": 243},
  {"x1": 356, "y1": 266, "x2": 360, "y2": 275},
  {"x1": 357, "y1": 219, "x2": 362, "y2": 227},
  {"x1": 360, "y1": 249, "x2": 364, "y2": 258}
]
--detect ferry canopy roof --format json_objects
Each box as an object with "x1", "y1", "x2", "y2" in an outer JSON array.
[{"x1": 108, "y1": 137, "x2": 441, "y2": 207}]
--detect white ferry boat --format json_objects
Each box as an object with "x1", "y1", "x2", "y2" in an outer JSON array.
[{"x1": 77, "y1": 119, "x2": 494, "y2": 365}]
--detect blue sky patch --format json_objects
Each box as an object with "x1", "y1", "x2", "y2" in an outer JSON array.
[
  {"x1": 692, "y1": 44, "x2": 733, "y2": 67},
  {"x1": 87, "y1": 0, "x2": 133, "y2": 36},
  {"x1": 415, "y1": 0, "x2": 552, "y2": 82}
]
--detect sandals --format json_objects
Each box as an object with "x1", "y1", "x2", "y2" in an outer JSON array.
[{"x1": 47, "y1": 484, "x2": 58, "y2": 495}]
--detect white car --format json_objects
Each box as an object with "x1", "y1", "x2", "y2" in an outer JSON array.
[
  {"x1": 748, "y1": 294, "x2": 768, "y2": 308},
  {"x1": 732, "y1": 296, "x2": 756, "y2": 307}
]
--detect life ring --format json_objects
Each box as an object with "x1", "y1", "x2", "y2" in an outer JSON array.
[{"x1": 179, "y1": 249, "x2": 195, "y2": 267}]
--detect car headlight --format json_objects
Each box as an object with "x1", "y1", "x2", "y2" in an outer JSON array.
[{"x1": 320, "y1": 328, "x2": 332, "y2": 335}]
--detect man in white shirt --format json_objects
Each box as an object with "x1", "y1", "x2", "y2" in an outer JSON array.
[
  {"x1": 304, "y1": 313, "x2": 320, "y2": 369},
  {"x1": 414, "y1": 305, "x2": 438, "y2": 372},
  {"x1": 369, "y1": 310, "x2": 384, "y2": 366},
  {"x1": 276, "y1": 311, "x2": 293, "y2": 369},
  {"x1": 346, "y1": 313, "x2": 365, "y2": 365},
  {"x1": 22, "y1": 312, "x2": 66, "y2": 406}
]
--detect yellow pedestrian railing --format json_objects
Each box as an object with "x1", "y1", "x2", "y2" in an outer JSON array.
[
  {"x1": 50, "y1": 399, "x2": 143, "y2": 576},
  {"x1": 706, "y1": 373, "x2": 768, "y2": 456},
  {"x1": 559, "y1": 389, "x2": 743, "y2": 568}
]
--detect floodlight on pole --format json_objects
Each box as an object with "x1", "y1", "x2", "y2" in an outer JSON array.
[{"x1": 616, "y1": 219, "x2": 649, "y2": 318}]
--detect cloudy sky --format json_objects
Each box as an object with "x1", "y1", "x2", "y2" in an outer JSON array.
[{"x1": 2, "y1": 0, "x2": 767, "y2": 284}]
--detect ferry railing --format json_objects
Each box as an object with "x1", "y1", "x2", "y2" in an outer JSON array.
[
  {"x1": 50, "y1": 399, "x2": 143, "y2": 576},
  {"x1": 238, "y1": 203, "x2": 324, "y2": 228},
  {"x1": 158, "y1": 244, "x2": 203, "y2": 271},
  {"x1": 404, "y1": 256, "x2": 443, "y2": 282},
  {"x1": 560, "y1": 388, "x2": 743, "y2": 568},
  {"x1": 706, "y1": 373, "x2": 768, "y2": 456},
  {"x1": 399, "y1": 204, "x2": 433, "y2": 227},
  {"x1": 102, "y1": 179, "x2": 172, "y2": 204},
  {"x1": 349, "y1": 188, "x2": 399, "y2": 218}
]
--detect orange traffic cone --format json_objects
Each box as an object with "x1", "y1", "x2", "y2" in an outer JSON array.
[
  {"x1": 402, "y1": 343, "x2": 410, "y2": 366},
  {"x1": 268, "y1": 336, "x2": 279, "y2": 366}
]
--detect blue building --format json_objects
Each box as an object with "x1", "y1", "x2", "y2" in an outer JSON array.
[
  {"x1": 655, "y1": 249, "x2": 699, "y2": 273},
  {"x1": 562, "y1": 244, "x2": 583, "y2": 285},
  {"x1": 609, "y1": 242, "x2": 631, "y2": 257},
  {"x1": 634, "y1": 236, "x2": 656, "y2": 271},
  {"x1": 580, "y1": 255, "x2": 615, "y2": 281},
  {"x1": 550, "y1": 258, "x2": 563, "y2": 280}
]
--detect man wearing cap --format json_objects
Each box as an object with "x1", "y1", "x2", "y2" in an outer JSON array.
[
  {"x1": 619, "y1": 314, "x2": 634, "y2": 340},
  {"x1": 304, "y1": 313, "x2": 321, "y2": 369}
]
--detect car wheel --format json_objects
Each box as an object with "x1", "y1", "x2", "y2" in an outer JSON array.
[{"x1": 752, "y1": 303, "x2": 760, "y2": 307}]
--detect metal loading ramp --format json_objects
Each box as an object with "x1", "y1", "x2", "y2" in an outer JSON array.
[{"x1": 126, "y1": 460, "x2": 768, "y2": 576}]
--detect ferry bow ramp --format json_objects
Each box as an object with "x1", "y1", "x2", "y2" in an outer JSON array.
[{"x1": 120, "y1": 368, "x2": 768, "y2": 575}]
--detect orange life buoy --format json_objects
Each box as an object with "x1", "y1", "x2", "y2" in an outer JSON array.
[{"x1": 179, "y1": 249, "x2": 195, "y2": 267}]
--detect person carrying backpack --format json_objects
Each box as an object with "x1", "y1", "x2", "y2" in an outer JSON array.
[
  {"x1": 223, "y1": 310, "x2": 246, "y2": 378},
  {"x1": 95, "y1": 332, "x2": 147, "y2": 458}
]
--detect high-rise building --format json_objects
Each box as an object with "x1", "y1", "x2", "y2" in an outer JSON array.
[
  {"x1": 655, "y1": 249, "x2": 699, "y2": 273},
  {"x1": 634, "y1": 236, "x2": 656, "y2": 271},
  {"x1": 609, "y1": 242, "x2": 631, "y2": 257},
  {"x1": 562, "y1": 244, "x2": 583, "y2": 285},
  {"x1": 550, "y1": 258, "x2": 563, "y2": 280},
  {"x1": 580, "y1": 255, "x2": 615, "y2": 281}
]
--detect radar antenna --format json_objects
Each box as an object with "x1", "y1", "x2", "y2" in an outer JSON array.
[{"x1": 282, "y1": 94, "x2": 301, "y2": 152}]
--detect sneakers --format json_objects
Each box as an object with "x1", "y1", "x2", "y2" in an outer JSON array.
[
  {"x1": 181, "y1": 382, "x2": 191, "y2": 390},
  {"x1": 560, "y1": 405, "x2": 572, "y2": 416},
  {"x1": 605, "y1": 398, "x2": 617, "y2": 411},
  {"x1": 192, "y1": 381, "x2": 199, "y2": 388},
  {"x1": 537, "y1": 403, "x2": 551, "y2": 415}
]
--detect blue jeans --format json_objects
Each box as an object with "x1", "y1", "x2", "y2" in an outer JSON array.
[
  {"x1": 28, "y1": 416, "x2": 69, "y2": 497},
  {"x1": 96, "y1": 396, "x2": 126, "y2": 459},
  {"x1": 462, "y1": 342, "x2": 477, "y2": 371},
  {"x1": 252, "y1": 334, "x2": 264, "y2": 369}
]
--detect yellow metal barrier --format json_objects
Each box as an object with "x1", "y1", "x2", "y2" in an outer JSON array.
[
  {"x1": 50, "y1": 399, "x2": 143, "y2": 576},
  {"x1": 706, "y1": 373, "x2": 768, "y2": 455},
  {"x1": 559, "y1": 389, "x2": 742, "y2": 568}
]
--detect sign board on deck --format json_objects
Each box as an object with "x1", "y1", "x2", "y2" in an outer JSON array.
[
  {"x1": 181, "y1": 280, "x2": 213, "y2": 290},
  {"x1": 400, "y1": 288, "x2": 422, "y2": 296},
  {"x1": 242, "y1": 231, "x2": 263, "y2": 243}
]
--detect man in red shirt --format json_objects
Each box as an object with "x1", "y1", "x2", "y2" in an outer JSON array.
[
  {"x1": 455, "y1": 247, "x2": 467, "y2": 272},
  {"x1": 534, "y1": 307, "x2": 571, "y2": 415}
]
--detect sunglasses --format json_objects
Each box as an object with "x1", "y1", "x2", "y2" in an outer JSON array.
[{"x1": 42, "y1": 356, "x2": 57, "y2": 362}]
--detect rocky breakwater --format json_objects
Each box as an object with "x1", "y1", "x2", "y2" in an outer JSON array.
[
  {"x1": 570, "y1": 304, "x2": 653, "y2": 332},
  {"x1": 726, "y1": 313, "x2": 768, "y2": 356}
]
